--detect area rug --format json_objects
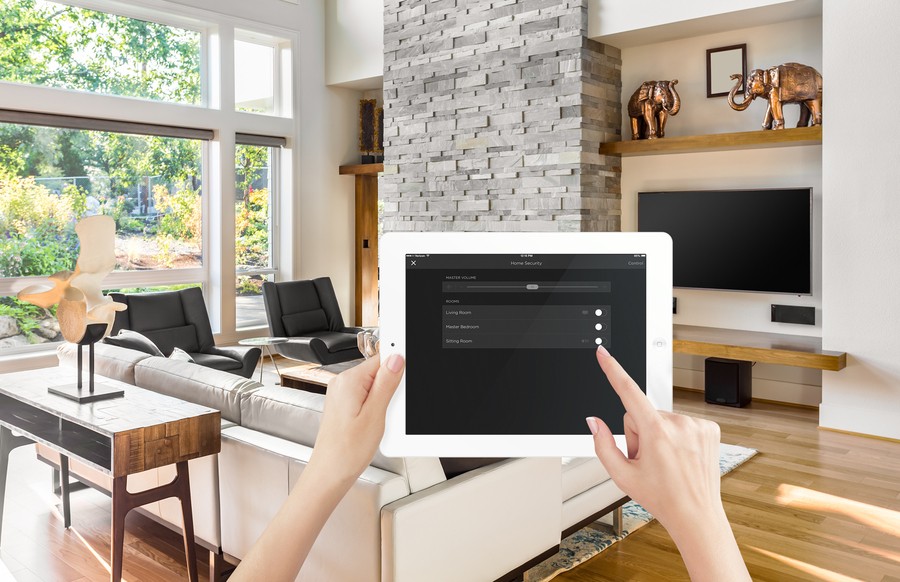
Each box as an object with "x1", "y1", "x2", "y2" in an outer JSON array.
[{"x1": 525, "y1": 443, "x2": 757, "y2": 582}]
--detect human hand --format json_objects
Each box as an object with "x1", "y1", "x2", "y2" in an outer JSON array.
[
  {"x1": 587, "y1": 347, "x2": 750, "y2": 582},
  {"x1": 308, "y1": 354, "x2": 405, "y2": 485}
]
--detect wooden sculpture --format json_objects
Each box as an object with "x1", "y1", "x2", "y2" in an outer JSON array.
[{"x1": 18, "y1": 215, "x2": 127, "y2": 402}]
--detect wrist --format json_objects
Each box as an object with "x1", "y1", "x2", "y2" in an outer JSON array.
[
  {"x1": 305, "y1": 451, "x2": 359, "y2": 491},
  {"x1": 667, "y1": 507, "x2": 748, "y2": 582}
]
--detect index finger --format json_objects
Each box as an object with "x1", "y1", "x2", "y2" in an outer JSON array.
[{"x1": 595, "y1": 347, "x2": 658, "y2": 421}]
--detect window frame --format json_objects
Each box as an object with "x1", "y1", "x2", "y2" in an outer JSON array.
[{"x1": 0, "y1": 0, "x2": 297, "y2": 357}]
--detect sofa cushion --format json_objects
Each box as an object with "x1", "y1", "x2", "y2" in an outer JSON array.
[
  {"x1": 103, "y1": 330, "x2": 164, "y2": 357},
  {"x1": 240, "y1": 387, "x2": 325, "y2": 446},
  {"x1": 307, "y1": 331, "x2": 358, "y2": 353},
  {"x1": 57, "y1": 342, "x2": 150, "y2": 385},
  {"x1": 126, "y1": 292, "x2": 187, "y2": 330},
  {"x1": 143, "y1": 324, "x2": 200, "y2": 356},
  {"x1": 282, "y1": 309, "x2": 328, "y2": 337},
  {"x1": 240, "y1": 387, "x2": 445, "y2": 493},
  {"x1": 561, "y1": 457, "x2": 612, "y2": 502},
  {"x1": 191, "y1": 352, "x2": 242, "y2": 371},
  {"x1": 134, "y1": 357, "x2": 262, "y2": 423}
]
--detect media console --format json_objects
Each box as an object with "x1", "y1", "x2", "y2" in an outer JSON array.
[{"x1": 673, "y1": 324, "x2": 846, "y2": 371}]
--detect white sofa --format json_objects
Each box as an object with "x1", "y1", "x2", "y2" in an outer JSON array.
[{"x1": 53, "y1": 344, "x2": 626, "y2": 581}]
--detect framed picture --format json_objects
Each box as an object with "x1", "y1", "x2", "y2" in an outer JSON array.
[{"x1": 707, "y1": 44, "x2": 747, "y2": 98}]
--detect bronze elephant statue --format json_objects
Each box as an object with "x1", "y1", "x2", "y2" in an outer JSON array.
[
  {"x1": 728, "y1": 62, "x2": 822, "y2": 130},
  {"x1": 627, "y1": 79, "x2": 681, "y2": 140}
]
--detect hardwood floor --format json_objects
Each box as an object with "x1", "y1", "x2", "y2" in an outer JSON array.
[
  {"x1": 1, "y1": 389, "x2": 899, "y2": 581},
  {"x1": 557, "y1": 390, "x2": 900, "y2": 582}
]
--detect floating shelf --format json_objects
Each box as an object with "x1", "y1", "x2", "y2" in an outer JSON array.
[
  {"x1": 599, "y1": 126, "x2": 822, "y2": 157},
  {"x1": 339, "y1": 163, "x2": 384, "y2": 175}
]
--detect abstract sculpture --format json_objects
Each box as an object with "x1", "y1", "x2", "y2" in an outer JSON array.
[{"x1": 18, "y1": 215, "x2": 127, "y2": 402}]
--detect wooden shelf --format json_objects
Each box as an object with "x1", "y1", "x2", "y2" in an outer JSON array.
[
  {"x1": 599, "y1": 126, "x2": 822, "y2": 157},
  {"x1": 673, "y1": 324, "x2": 846, "y2": 371},
  {"x1": 339, "y1": 163, "x2": 383, "y2": 175}
]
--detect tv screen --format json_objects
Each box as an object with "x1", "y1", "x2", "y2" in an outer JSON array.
[{"x1": 638, "y1": 188, "x2": 812, "y2": 295}]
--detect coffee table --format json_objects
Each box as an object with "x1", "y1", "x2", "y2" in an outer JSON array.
[
  {"x1": 0, "y1": 367, "x2": 220, "y2": 582},
  {"x1": 239, "y1": 336, "x2": 290, "y2": 383},
  {"x1": 279, "y1": 359, "x2": 364, "y2": 393}
]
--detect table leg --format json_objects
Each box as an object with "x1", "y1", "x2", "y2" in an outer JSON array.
[
  {"x1": 111, "y1": 475, "x2": 127, "y2": 582},
  {"x1": 176, "y1": 461, "x2": 199, "y2": 582},
  {"x1": 258, "y1": 347, "x2": 266, "y2": 383},
  {"x1": 110, "y1": 462, "x2": 199, "y2": 582},
  {"x1": 269, "y1": 346, "x2": 282, "y2": 385},
  {"x1": 59, "y1": 455, "x2": 71, "y2": 529},
  {"x1": 0, "y1": 426, "x2": 34, "y2": 546}
]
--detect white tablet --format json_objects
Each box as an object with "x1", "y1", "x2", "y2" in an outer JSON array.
[{"x1": 379, "y1": 232, "x2": 672, "y2": 457}]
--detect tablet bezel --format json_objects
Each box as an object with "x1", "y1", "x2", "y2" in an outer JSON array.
[{"x1": 379, "y1": 232, "x2": 672, "y2": 458}]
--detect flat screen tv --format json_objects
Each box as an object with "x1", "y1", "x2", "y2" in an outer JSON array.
[{"x1": 638, "y1": 188, "x2": 812, "y2": 295}]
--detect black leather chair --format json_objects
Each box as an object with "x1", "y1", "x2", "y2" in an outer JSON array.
[
  {"x1": 262, "y1": 278, "x2": 364, "y2": 364},
  {"x1": 109, "y1": 287, "x2": 261, "y2": 378}
]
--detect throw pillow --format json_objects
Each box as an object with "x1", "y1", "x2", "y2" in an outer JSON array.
[
  {"x1": 103, "y1": 330, "x2": 165, "y2": 357},
  {"x1": 168, "y1": 347, "x2": 195, "y2": 363}
]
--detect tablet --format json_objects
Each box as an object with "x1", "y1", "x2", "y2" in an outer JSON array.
[{"x1": 379, "y1": 232, "x2": 672, "y2": 457}]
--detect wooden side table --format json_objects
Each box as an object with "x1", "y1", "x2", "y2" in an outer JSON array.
[{"x1": 0, "y1": 368, "x2": 220, "y2": 582}]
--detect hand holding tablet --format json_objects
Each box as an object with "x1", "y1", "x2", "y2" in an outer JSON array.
[{"x1": 379, "y1": 232, "x2": 673, "y2": 457}]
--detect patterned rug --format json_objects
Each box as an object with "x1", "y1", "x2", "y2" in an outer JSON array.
[{"x1": 525, "y1": 444, "x2": 757, "y2": 582}]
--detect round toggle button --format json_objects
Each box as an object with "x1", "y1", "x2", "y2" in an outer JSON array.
[
  {"x1": 595, "y1": 338, "x2": 603, "y2": 345},
  {"x1": 595, "y1": 323, "x2": 603, "y2": 331},
  {"x1": 594, "y1": 309, "x2": 603, "y2": 316}
]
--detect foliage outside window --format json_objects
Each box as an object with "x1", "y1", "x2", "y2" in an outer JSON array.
[
  {"x1": 0, "y1": 1, "x2": 292, "y2": 351},
  {"x1": 0, "y1": 122, "x2": 202, "y2": 349},
  {"x1": 235, "y1": 144, "x2": 274, "y2": 328},
  {"x1": 0, "y1": 0, "x2": 201, "y2": 104}
]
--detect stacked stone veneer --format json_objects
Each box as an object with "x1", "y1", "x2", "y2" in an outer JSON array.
[{"x1": 380, "y1": 0, "x2": 622, "y2": 233}]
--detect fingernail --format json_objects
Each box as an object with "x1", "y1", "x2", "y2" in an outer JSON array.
[
  {"x1": 386, "y1": 354, "x2": 405, "y2": 373},
  {"x1": 597, "y1": 345, "x2": 610, "y2": 357},
  {"x1": 585, "y1": 417, "x2": 600, "y2": 436}
]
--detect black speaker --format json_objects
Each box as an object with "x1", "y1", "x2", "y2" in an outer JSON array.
[
  {"x1": 771, "y1": 304, "x2": 815, "y2": 325},
  {"x1": 705, "y1": 357, "x2": 752, "y2": 407}
]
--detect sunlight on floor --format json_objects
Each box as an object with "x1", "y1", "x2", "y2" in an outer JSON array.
[
  {"x1": 749, "y1": 546, "x2": 864, "y2": 582},
  {"x1": 71, "y1": 528, "x2": 121, "y2": 580},
  {"x1": 776, "y1": 483, "x2": 900, "y2": 538}
]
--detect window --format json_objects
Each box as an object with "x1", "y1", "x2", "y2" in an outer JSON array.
[
  {"x1": 0, "y1": 120, "x2": 206, "y2": 350},
  {"x1": 0, "y1": 0, "x2": 201, "y2": 104},
  {"x1": 0, "y1": 122, "x2": 204, "y2": 274},
  {"x1": 234, "y1": 31, "x2": 291, "y2": 116},
  {"x1": 235, "y1": 141, "x2": 278, "y2": 329},
  {"x1": 0, "y1": 1, "x2": 295, "y2": 356}
]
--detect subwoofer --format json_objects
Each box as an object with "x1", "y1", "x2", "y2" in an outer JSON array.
[{"x1": 704, "y1": 357, "x2": 752, "y2": 407}]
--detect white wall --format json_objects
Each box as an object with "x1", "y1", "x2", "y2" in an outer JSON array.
[
  {"x1": 590, "y1": 0, "x2": 821, "y2": 46},
  {"x1": 293, "y1": 0, "x2": 363, "y2": 323},
  {"x1": 620, "y1": 17, "x2": 822, "y2": 137},
  {"x1": 619, "y1": 17, "x2": 823, "y2": 406},
  {"x1": 325, "y1": 0, "x2": 384, "y2": 88},
  {"x1": 820, "y1": 1, "x2": 900, "y2": 440}
]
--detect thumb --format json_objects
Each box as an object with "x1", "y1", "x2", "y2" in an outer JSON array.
[
  {"x1": 363, "y1": 354, "x2": 405, "y2": 418},
  {"x1": 586, "y1": 417, "x2": 632, "y2": 485}
]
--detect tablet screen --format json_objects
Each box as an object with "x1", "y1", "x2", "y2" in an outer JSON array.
[{"x1": 406, "y1": 253, "x2": 646, "y2": 436}]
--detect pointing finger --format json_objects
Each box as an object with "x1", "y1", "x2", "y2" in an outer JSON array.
[{"x1": 596, "y1": 346, "x2": 658, "y2": 423}]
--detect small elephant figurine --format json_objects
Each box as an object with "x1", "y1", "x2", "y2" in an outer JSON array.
[
  {"x1": 728, "y1": 62, "x2": 822, "y2": 130},
  {"x1": 627, "y1": 79, "x2": 681, "y2": 140}
]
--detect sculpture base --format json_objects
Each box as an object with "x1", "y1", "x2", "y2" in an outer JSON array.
[{"x1": 48, "y1": 383, "x2": 125, "y2": 404}]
